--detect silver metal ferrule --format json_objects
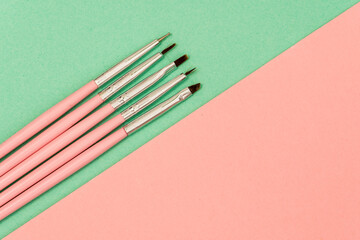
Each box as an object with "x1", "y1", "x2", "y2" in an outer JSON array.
[
  {"x1": 124, "y1": 87, "x2": 193, "y2": 134},
  {"x1": 93, "y1": 40, "x2": 160, "y2": 87},
  {"x1": 109, "y1": 62, "x2": 176, "y2": 110},
  {"x1": 121, "y1": 73, "x2": 187, "y2": 120},
  {"x1": 98, "y1": 53, "x2": 163, "y2": 101}
]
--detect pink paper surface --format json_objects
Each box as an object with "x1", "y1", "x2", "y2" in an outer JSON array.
[{"x1": 6, "y1": 4, "x2": 360, "y2": 239}]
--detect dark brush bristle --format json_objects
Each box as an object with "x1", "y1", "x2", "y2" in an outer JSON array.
[
  {"x1": 174, "y1": 55, "x2": 188, "y2": 67},
  {"x1": 185, "y1": 67, "x2": 197, "y2": 76},
  {"x1": 161, "y1": 43, "x2": 176, "y2": 55},
  {"x1": 188, "y1": 83, "x2": 201, "y2": 94}
]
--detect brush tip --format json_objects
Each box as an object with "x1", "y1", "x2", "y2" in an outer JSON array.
[
  {"x1": 174, "y1": 55, "x2": 189, "y2": 67},
  {"x1": 161, "y1": 43, "x2": 176, "y2": 55},
  {"x1": 188, "y1": 83, "x2": 201, "y2": 94},
  {"x1": 185, "y1": 67, "x2": 197, "y2": 76},
  {"x1": 158, "y1": 33, "x2": 171, "y2": 42}
]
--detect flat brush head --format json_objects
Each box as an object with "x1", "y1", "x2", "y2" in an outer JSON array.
[
  {"x1": 189, "y1": 83, "x2": 201, "y2": 94},
  {"x1": 174, "y1": 55, "x2": 189, "y2": 67},
  {"x1": 161, "y1": 43, "x2": 176, "y2": 55},
  {"x1": 185, "y1": 67, "x2": 197, "y2": 76}
]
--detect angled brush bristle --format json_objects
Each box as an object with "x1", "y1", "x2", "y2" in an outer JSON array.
[
  {"x1": 188, "y1": 83, "x2": 201, "y2": 94},
  {"x1": 185, "y1": 67, "x2": 197, "y2": 76},
  {"x1": 161, "y1": 43, "x2": 176, "y2": 55},
  {"x1": 174, "y1": 55, "x2": 188, "y2": 67}
]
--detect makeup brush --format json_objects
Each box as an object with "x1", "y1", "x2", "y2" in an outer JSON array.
[
  {"x1": 0, "y1": 69, "x2": 196, "y2": 207},
  {"x1": 0, "y1": 44, "x2": 174, "y2": 177},
  {"x1": 0, "y1": 54, "x2": 188, "y2": 191},
  {"x1": 0, "y1": 33, "x2": 170, "y2": 159},
  {"x1": 0, "y1": 83, "x2": 201, "y2": 220}
]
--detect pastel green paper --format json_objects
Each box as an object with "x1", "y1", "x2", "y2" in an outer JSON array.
[{"x1": 0, "y1": 0, "x2": 358, "y2": 236}]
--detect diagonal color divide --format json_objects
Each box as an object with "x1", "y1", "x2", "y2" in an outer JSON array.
[
  {"x1": 4, "y1": 3, "x2": 360, "y2": 239},
  {"x1": 0, "y1": 1, "x2": 359, "y2": 237}
]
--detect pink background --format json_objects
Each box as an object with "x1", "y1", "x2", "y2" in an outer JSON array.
[{"x1": 6, "y1": 3, "x2": 360, "y2": 239}]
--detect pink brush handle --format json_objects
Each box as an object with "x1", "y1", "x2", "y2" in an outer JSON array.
[
  {"x1": 0, "y1": 81, "x2": 98, "y2": 159},
  {"x1": 0, "y1": 103, "x2": 115, "y2": 191},
  {"x1": 0, "y1": 114, "x2": 125, "y2": 207},
  {"x1": 0, "y1": 128, "x2": 128, "y2": 220},
  {"x1": 0, "y1": 94, "x2": 104, "y2": 178}
]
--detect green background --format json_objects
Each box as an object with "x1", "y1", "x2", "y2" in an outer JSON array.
[{"x1": 0, "y1": 0, "x2": 358, "y2": 237}]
